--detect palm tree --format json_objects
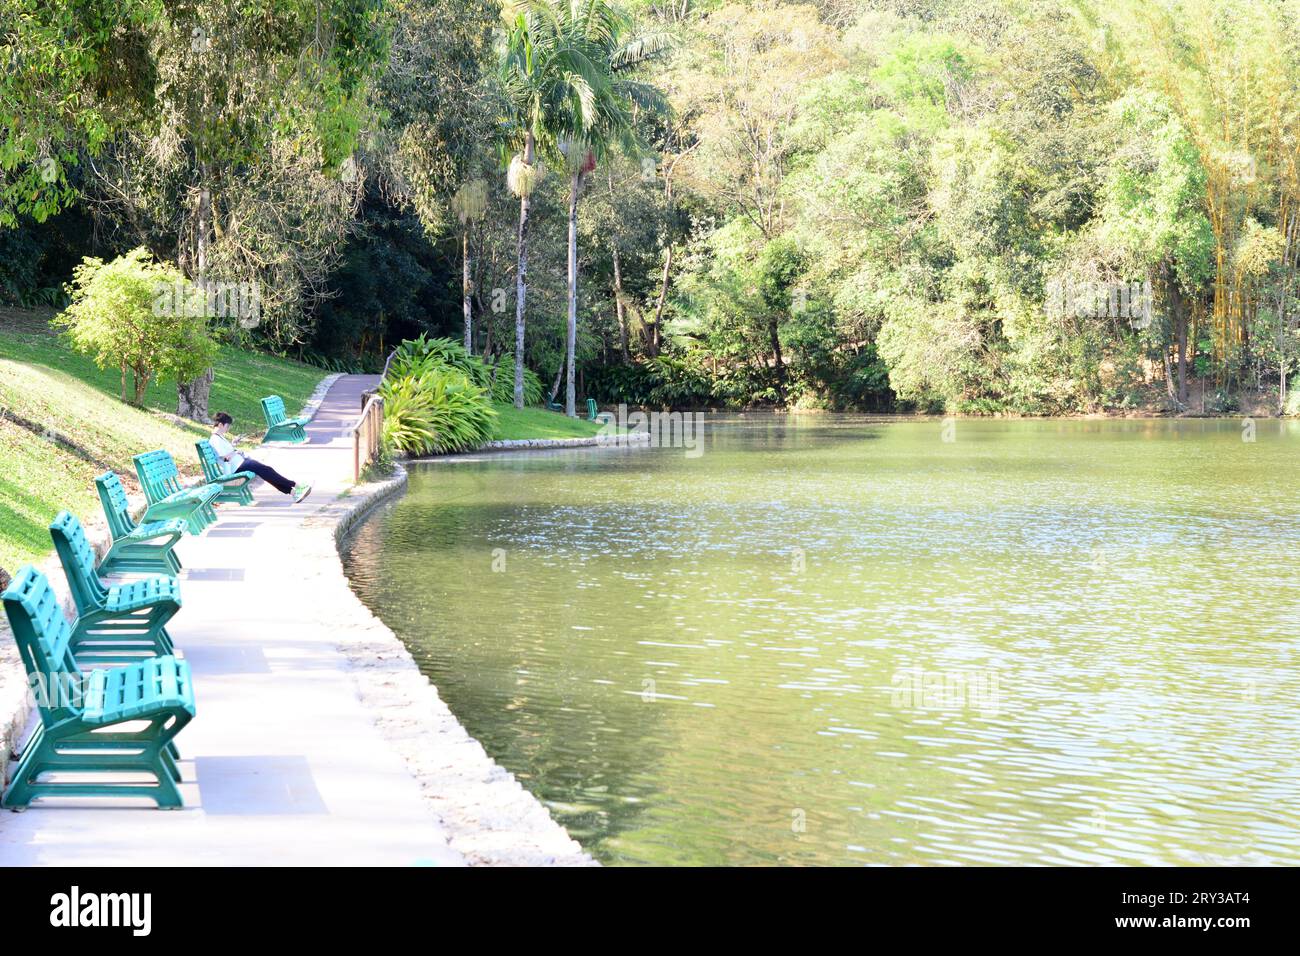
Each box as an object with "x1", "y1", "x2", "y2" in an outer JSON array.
[
  {"x1": 451, "y1": 178, "x2": 489, "y2": 353},
  {"x1": 500, "y1": 0, "x2": 668, "y2": 413},
  {"x1": 500, "y1": 1, "x2": 580, "y2": 409}
]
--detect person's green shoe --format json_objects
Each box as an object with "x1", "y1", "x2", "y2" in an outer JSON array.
[{"x1": 292, "y1": 484, "x2": 312, "y2": 504}]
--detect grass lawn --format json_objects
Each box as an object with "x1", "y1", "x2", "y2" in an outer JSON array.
[
  {"x1": 0, "y1": 306, "x2": 323, "y2": 437},
  {"x1": 491, "y1": 403, "x2": 605, "y2": 440},
  {"x1": 0, "y1": 306, "x2": 326, "y2": 573},
  {"x1": 0, "y1": 418, "x2": 104, "y2": 570}
]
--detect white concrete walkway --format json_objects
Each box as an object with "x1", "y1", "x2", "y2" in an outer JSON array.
[{"x1": 0, "y1": 375, "x2": 465, "y2": 865}]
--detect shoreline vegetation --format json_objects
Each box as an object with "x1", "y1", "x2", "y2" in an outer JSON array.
[
  {"x1": 5, "y1": 1, "x2": 1300, "y2": 426},
  {"x1": 0, "y1": 309, "x2": 596, "y2": 574},
  {"x1": 3, "y1": 295, "x2": 1288, "y2": 573}
]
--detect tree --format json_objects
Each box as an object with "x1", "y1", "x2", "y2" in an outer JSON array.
[
  {"x1": 378, "y1": 0, "x2": 501, "y2": 356},
  {"x1": 1090, "y1": 90, "x2": 1215, "y2": 404},
  {"x1": 500, "y1": 0, "x2": 666, "y2": 412},
  {"x1": 5, "y1": 1, "x2": 388, "y2": 421},
  {"x1": 56, "y1": 248, "x2": 217, "y2": 406},
  {"x1": 552, "y1": 2, "x2": 669, "y2": 415},
  {"x1": 0, "y1": 0, "x2": 160, "y2": 226},
  {"x1": 451, "y1": 178, "x2": 490, "y2": 351}
]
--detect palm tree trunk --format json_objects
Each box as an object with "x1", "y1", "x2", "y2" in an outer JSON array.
[
  {"x1": 462, "y1": 229, "x2": 473, "y2": 353},
  {"x1": 514, "y1": 132, "x2": 534, "y2": 409},
  {"x1": 565, "y1": 170, "x2": 580, "y2": 417}
]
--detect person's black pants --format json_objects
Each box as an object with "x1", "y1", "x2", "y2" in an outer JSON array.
[{"x1": 240, "y1": 457, "x2": 295, "y2": 495}]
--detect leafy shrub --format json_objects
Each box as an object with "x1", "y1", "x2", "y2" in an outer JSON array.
[
  {"x1": 380, "y1": 366, "x2": 497, "y2": 455},
  {"x1": 380, "y1": 375, "x2": 439, "y2": 453},
  {"x1": 389, "y1": 334, "x2": 543, "y2": 405},
  {"x1": 1287, "y1": 375, "x2": 1300, "y2": 417},
  {"x1": 587, "y1": 354, "x2": 716, "y2": 408},
  {"x1": 1205, "y1": 389, "x2": 1240, "y2": 414},
  {"x1": 485, "y1": 353, "x2": 544, "y2": 405},
  {"x1": 388, "y1": 333, "x2": 480, "y2": 380},
  {"x1": 55, "y1": 248, "x2": 217, "y2": 405}
]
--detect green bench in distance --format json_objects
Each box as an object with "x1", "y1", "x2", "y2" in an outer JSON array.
[
  {"x1": 260, "y1": 394, "x2": 310, "y2": 443},
  {"x1": 132, "y1": 449, "x2": 222, "y2": 535},
  {"x1": 1, "y1": 566, "x2": 194, "y2": 809},
  {"x1": 546, "y1": 398, "x2": 600, "y2": 419},
  {"x1": 196, "y1": 440, "x2": 256, "y2": 506},
  {"x1": 50, "y1": 511, "x2": 180, "y2": 666},
  {"x1": 94, "y1": 472, "x2": 185, "y2": 576}
]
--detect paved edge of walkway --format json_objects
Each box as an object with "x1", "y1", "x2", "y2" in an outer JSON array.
[
  {"x1": 310, "y1": 461, "x2": 597, "y2": 866},
  {"x1": 0, "y1": 379, "x2": 343, "y2": 764}
]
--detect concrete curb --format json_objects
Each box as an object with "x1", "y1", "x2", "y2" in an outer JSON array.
[{"x1": 313, "y1": 464, "x2": 597, "y2": 866}]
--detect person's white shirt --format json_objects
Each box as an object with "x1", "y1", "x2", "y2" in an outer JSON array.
[{"x1": 209, "y1": 432, "x2": 245, "y2": 474}]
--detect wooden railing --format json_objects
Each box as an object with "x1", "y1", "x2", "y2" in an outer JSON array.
[
  {"x1": 352, "y1": 349, "x2": 398, "y2": 482},
  {"x1": 353, "y1": 391, "x2": 384, "y2": 482}
]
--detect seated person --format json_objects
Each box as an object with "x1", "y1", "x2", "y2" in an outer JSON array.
[{"x1": 210, "y1": 411, "x2": 312, "y2": 503}]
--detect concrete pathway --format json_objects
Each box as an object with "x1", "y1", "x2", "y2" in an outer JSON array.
[{"x1": 0, "y1": 375, "x2": 465, "y2": 865}]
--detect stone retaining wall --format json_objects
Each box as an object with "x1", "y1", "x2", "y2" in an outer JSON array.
[
  {"x1": 468, "y1": 431, "x2": 653, "y2": 453},
  {"x1": 321, "y1": 464, "x2": 596, "y2": 866}
]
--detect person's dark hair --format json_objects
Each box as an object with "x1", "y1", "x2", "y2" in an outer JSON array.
[{"x1": 214, "y1": 412, "x2": 233, "y2": 426}]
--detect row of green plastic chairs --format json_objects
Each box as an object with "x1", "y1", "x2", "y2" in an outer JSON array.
[{"x1": 0, "y1": 438, "x2": 265, "y2": 810}]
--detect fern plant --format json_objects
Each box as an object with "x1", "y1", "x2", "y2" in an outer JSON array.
[{"x1": 380, "y1": 366, "x2": 498, "y2": 455}]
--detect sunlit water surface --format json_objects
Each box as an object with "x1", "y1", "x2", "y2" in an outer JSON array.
[{"x1": 343, "y1": 415, "x2": 1300, "y2": 865}]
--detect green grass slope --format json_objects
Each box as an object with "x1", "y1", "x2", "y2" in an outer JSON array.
[
  {"x1": 0, "y1": 307, "x2": 323, "y2": 433},
  {"x1": 0, "y1": 307, "x2": 324, "y2": 573}
]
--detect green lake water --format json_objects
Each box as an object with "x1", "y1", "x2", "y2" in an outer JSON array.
[{"x1": 342, "y1": 415, "x2": 1300, "y2": 865}]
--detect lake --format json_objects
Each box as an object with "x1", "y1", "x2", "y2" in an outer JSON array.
[{"x1": 342, "y1": 415, "x2": 1300, "y2": 865}]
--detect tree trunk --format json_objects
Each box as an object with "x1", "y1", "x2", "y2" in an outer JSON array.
[
  {"x1": 177, "y1": 367, "x2": 215, "y2": 424},
  {"x1": 462, "y1": 229, "x2": 473, "y2": 353},
  {"x1": 651, "y1": 244, "x2": 673, "y2": 358},
  {"x1": 180, "y1": 170, "x2": 215, "y2": 421},
  {"x1": 548, "y1": 362, "x2": 563, "y2": 406},
  {"x1": 565, "y1": 170, "x2": 580, "y2": 417},
  {"x1": 133, "y1": 366, "x2": 152, "y2": 406},
  {"x1": 1174, "y1": 283, "x2": 1188, "y2": 404},
  {"x1": 1279, "y1": 208, "x2": 1296, "y2": 414},
  {"x1": 513, "y1": 132, "x2": 535, "y2": 409},
  {"x1": 612, "y1": 244, "x2": 629, "y2": 363},
  {"x1": 768, "y1": 314, "x2": 786, "y2": 405}
]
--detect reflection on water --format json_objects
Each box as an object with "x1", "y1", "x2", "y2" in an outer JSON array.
[{"x1": 342, "y1": 415, "x2": 1300, "y2": 865}]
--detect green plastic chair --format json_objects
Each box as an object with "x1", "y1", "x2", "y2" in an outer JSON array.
[
  {"x1": 1, "y1": 566, "x2": 194, "y2": 810},
  {"x1": 50, "y1": 511, "x2": 180, "y2": 666},
  {"x1": 260, "y1": 395, "x2": 310, "y2": 443},
  {"x1": 196, "y1": 440, "x2": 256, "y2": 505},
  {"x1": 94, "y1": 472, "x2": 185, "y2": 576},
  {"x1": 132, "y1": 450, "x2": 222, "y2": 535},
  {"x1": 586, "y1": 398, "x2": 599, "y2": 421}
]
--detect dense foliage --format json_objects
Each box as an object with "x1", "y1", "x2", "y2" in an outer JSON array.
[{"x1": 5, "y1": 0, "x2": 1300, "y2": 415}]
